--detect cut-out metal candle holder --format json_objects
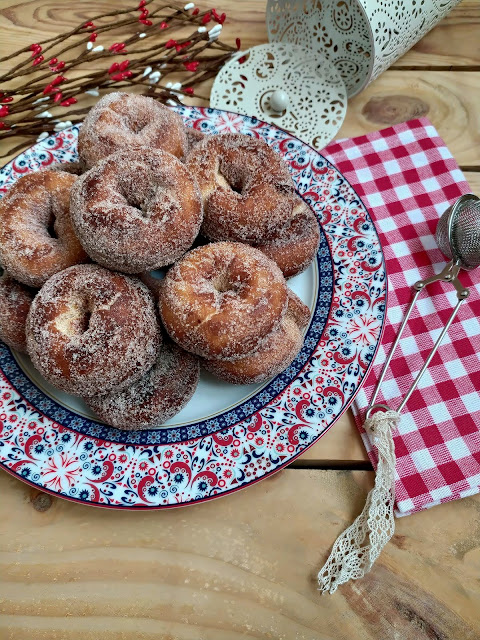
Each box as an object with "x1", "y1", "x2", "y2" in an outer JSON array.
[
  {"x1": 266, "y1": 0, "x2": 463, "y2": 97},
  {"x1": 211, "y1": 0, "x2": 462, "y2": 149}
]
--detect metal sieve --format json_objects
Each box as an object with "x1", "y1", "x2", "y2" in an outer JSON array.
[{"x1": 367, "y1": 194, "x2": 480, "y2": 418}]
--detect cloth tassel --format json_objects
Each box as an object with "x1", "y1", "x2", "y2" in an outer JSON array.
[{"x1": 317, "y1": 410, "x2": 400, "y2": 594}]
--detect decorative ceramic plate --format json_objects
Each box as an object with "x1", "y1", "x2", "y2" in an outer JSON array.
[{"x1": 0, "y1": 106, "x2": 386, "y2": 508}]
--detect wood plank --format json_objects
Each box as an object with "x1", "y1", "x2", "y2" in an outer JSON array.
[
  {"x1": 464, "y1": 170, "x2": 480, "y2": 192},
  {"x1": 0, "y1": 469, "x2": 479, "y2": 639},
  {"x1": 338, "y1": 71, "x2": 480, "y2": 167},
  {"x1": 0, "y1": 0, "x2": 478, "y2": 69},
  {"x1": 393, "y1": 1, "x2": 480, "y2": 68},
  {"x1": 2, "y1": 72, "x2": 480, "y2": 168}
]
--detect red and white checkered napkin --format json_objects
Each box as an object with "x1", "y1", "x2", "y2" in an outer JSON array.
[{"x1": 322, "y1": 118, "x2": 480, "y2": 517}]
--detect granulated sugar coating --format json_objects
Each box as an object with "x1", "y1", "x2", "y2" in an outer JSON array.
[
  {"x1": 85, "y1": 339, "x2": 200, "y2": 430},
  {"x1": 49, "y1": 161, "x2": 85, "y2": 176},
  {"x1": 70, "y1": 148, "x2": 203, "y2": 273},
  {"x1": 78, "y1": 92, "x2": 188, "y2": 169},
  {"x1": 186, "y1": 133, "x2": 299, "y2": 243},
  {"x1": 256, "y1": 200, "x2": 320, "y2": 278},
  {"x1": 0, "y1": 171, "x2": 88, "y2": 288},
  {"x1": 0, "y1": 269, "x2": 36, "y2": 352},
  {"x1": 202, "y1": 289, "x2": 310, "y2": 384},
  {"x1": 26, "y1": 264, "x2": 160, "y2": 397},
  {"x1": 185, "y1": 126, "x2": 206, "y2": 152},
  {"x1": 159, "y1": 241, "x2": 288, "y2": 360}
]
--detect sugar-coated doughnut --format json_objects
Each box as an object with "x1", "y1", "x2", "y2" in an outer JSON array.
[
  {"x1": 78, "y1": 92, "x2": 188, "y2": 169},
  {"x1": 49, "y1": 161, "x2": 85, "y2": 176},
  {"x1": 202, "y1": 290, "x2": 310, "y2": 384},
  {"x1": 186, "y1": 133, "x2": 298, "y2": 243},
  {"x1": 70, "y1": 148, "x2": 203, "y2": 273},
  {"x1": 185, "y1": 126, "x2": 205, "y2": 151},
  {"x1": 0, "y1": 171, "x2": 88, "y2": 287},
  {"x1": 26, "y1": 264, "x2": 160, "y2": 397},
  {"x1": 0, "y1": 269, "x2": 36, "y2": 352},
  {"x1": 85, "y1": 339, "x2": 199, "y2": 430},
  {"x1": 159, "y1": 242, "x2": 288, "y2": 360},
  {"x1": 256, "y1": 200, "x2": 320, "y2": 278}
]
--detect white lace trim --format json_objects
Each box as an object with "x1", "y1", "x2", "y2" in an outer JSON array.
[{"x1": 317, "y1": 410, "x2": 400, "y2": 594}]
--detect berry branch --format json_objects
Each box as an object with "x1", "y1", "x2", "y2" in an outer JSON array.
[{"x1": 0, "y1": 0, "x2": 240, "y2": 158}]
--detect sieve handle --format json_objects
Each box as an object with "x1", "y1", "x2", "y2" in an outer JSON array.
[{"x1": 366, "y1": 259, "x2": 469, "y2": 419}]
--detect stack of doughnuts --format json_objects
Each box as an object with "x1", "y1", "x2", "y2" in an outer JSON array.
[{"x1": 0, "y1": 92, "x2": 319, "y2": 431}]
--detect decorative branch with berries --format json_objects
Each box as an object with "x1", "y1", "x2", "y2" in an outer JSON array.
[{"x1": 0, "y1": 0, "x2": 240, "y2": 158}]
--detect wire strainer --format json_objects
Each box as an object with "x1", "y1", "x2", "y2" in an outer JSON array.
[{"x1": 367, "y1": 193, "x2": 480, "y2": 417}]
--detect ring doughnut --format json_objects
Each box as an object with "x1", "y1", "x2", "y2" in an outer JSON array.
[
  {"x1": 256, "y1": 201, "x2": 320, "y2": 278},
  {"x1": 70, "y1": 148, "x2": 203, "y2": 273},
  {"x1": 78, "y1": 92, "x2": 188, "y2": 169},
  {"x1": 85, "y1": 339, "x2": 200, "y2": 430},
  {"x1": 0, "y1": 170, "x2": 88, "y2": 287},
  {"x1": 202, "y1": 290, "x2": 310, "y2": 384},
  {"x1": 26, "y1": 264, "x2": 160, "y2": 397},
  {"x1": 0, "y1": 269, "x2": 36, "y2": 352},
  {"x1": 186, "y1": 133, "x2": 298, "y2": 243},
  {"x1": 159, "y1": 241, "x2": 288, "y2": 360}
]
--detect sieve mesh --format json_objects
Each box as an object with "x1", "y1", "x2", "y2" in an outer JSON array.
[{"x1": 435, "y1": 195, "x2": 480, "y2": 270}]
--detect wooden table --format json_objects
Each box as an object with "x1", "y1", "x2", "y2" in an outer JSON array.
[{"x1": 0, "y1": 1, "x2": 479, "y2": 638}]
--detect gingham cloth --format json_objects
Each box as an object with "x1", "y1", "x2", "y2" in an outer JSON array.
[{"x1": 323, "y1": 118, "x2": 480, "y2": 516}]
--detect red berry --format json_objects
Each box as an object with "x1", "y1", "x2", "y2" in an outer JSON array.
[
  {"x1": 60, "y1": 97, "x2": 77, "y2": 107},
  {"x1": 0, "y1": 121, "x2": 9, "y2": 130},
  {"x1": 165, "y1": 39, "x2": 177, "y2": 48},
  {"x1": 183, "y1": 60, "x2": 199, "y2": 72},
  {"x1": 1, "y1": 96, "x2": 14, "y2": 103},
  {"x1": 89, "y1": 33, "x2": 98, "y2": 42},
  {"x1": 54, "y1": 61, "x2": 66, "y2": 71},
  {"x1": 139, "y1": 19, "x2": 152, "y2": 25},
  {"x1": 235, "y1": 38, "x2": 241, "y2": 50},
  {"x1": 192, "y1": 7, "x2": 199, "y2": 15},
  {"x1": 49, "y1": 57, "x2": 58, "y2": 66},
  {"x1": 83, "y1": 21, "x2": 95, "y2": 28},
  {"x1": 53, "y1": 92, "x2": 63, "y2": 103},
  {"x1": 0, "y1": 106, "x2": 10, "y2": 117},
  {"x1": 33, "y1": 55, "x2": 44, "y2": 66},
  {"x1": 211, "y1": 8, "x2": 225, "y2": 23},
  {"x1": 123, "y1": 70, "x2": 133, "y2": 78},
  {"x1": 138, "y1": 0, "x2": 146, "y2": 7},
  {"x1": 119, "y1": 60, "x2": 130, "y2": 71},
  {"x1": 184, "y1": 87, "x2": 194, "y2": 95},
  {"x1": 140, "y1": 8, "x2": 149, "y2": 17},
  {"x1": 201, "y1": 12, "x2": 211, "y2": 24},
  {"x1": 160, "y1": 22, "x2": 169, "y2": 29}
]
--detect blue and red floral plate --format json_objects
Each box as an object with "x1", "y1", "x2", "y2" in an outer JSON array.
[{"x1": 0, "y1": 106, "x2": 386, "y2": 508}]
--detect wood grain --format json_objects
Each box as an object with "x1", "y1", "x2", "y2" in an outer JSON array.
[
  {"x1": 1, "y1": 469, "x2": 479, "y2": 640},
  {"x1": 338, "y1": 71, "x2": 480, "y2": 166},
  {"x1": 0, "y1": 0, "x2": 478, "y2": 68}
]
